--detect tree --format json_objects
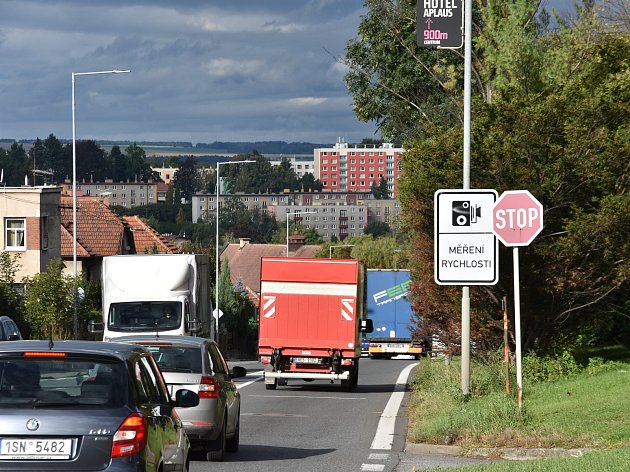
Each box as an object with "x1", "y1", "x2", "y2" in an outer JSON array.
[
  {"x1": 316, "y1": 235, "x2": 408, "y2": 269},
  {"x1": 76, "y1": 140, "x2": 110, "y2": 182},
  {"x1": 173, "y1": 156, "x2": 198, "y2": 202},
  {"x1": 0, "y1": 252, "x2": 25, "y2": 334},
  {"x1": 389, "y1": 1, "x2": 630, "y2": 352},
  {"x1": 343, "y1": 0, "x2": 463, "y2": 142},
  {"x1": 0, "y1": 143, "x2": 29, "y2": 186},
  {"x1": 370, "y1": 176, "x2": 390, "y2": 199},
  {"x1": 124, "y1": 143, "x2": 156, "y2": 181},
  {"x1": 364, "y1": 220, "x2": 392, "y2": 238}
]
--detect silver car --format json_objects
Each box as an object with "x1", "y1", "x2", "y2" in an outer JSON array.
[{"x1": 116, "y1": 336, "x2": 246, "y2": 462}]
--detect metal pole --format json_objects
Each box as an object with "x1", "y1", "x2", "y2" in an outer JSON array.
[
  {"x1": 513, "y1": 248, "x2": 523, "y2": 414},
  {"x1": 286, "y1": 214, "x2": 291, "y2": 256},
  {"x1": 461, "y1": 0, "x2": 473, "y2": 397},
  {"x1": 503, "y1": 295, "x2": 510, "y2": 395},
  {"x1": 71, "y1": 73, "x2": 78, "y2": 340},
  {"x1": 71, "y1": 70, "x2": 129, "y2": 340},
  {"x1": 215, "y1": 163, "x2": 220, "y2": 345}
]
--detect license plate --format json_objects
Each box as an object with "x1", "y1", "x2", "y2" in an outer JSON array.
[
  {"x1": 293, "y1": 357, "x2": 320, "y2": 364},
  {"x1": 0, "y1": 438, "x2": 73, "y2": 460}
]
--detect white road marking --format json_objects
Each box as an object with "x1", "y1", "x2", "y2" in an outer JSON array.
[
  {"x1": 236, "y1": 371, "x2": 264, "y2": 389},
  {"x1": 370, "y1": 363, "x2": 416, "y2": 450},
  {"x1": 361, "y1": 464, "x2": 385, "y2": 471},
  {"x1": 368, "y1": 453, "x2": 389, "y2": 460}
]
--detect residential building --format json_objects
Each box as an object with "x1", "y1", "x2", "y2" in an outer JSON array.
[
  {"x1": 151, "y1": 165, "x2": 178, "y2": 184},
  {"x1": 61, "y1": 179, "x2": 158, "y2": 208},
  {"x1": 266, "y1": 155, "x2": 315, "y2": 178},
  {"x1": 0, "y1": 186, "x2": 61, "y2": 283},
  {"x1": 313, "y1": 140, "x2": 405, "y2": 198}
]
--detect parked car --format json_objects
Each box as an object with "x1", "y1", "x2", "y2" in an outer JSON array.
[
  {"x1": 115, "y1": 335, "x2": 246, "y2": 462},
  {"x1": 0, "y1": 339, "x2": 199, "y2": 471},
  {"x1": 0, "y1": 316, "x2": 22, "y2": 341}
]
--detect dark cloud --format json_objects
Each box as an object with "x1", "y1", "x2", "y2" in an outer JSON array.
[{"x1": 0, "y1": 0, "x2": 377, "y2": 143}]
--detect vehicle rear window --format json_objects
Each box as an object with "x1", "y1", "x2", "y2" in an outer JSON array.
[
  {"x1": 0, "y1": 355, "x2": 127, "y2": 408},
  {"x1": 148, "y1": 347, "x2": 202, "y2": 373}
]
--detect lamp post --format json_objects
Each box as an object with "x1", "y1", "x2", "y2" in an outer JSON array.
[
  {"x1": 329, "y1": 244, "x2": 355, "y2": 258},
  {"x1": 286, "y1": 211, "x2": 316, "y2": 256},
  {"x1": 72, "y1": 69, "x2": 129, "y2": 339},
  {"x1": 215, "y1": 160, "x2": 254, "y2": 345}
]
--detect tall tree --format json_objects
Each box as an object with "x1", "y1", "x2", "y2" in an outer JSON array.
[
  {"x1": 173, "y1": 156, "x2": 198, "y2": 202},
  {"x1": 348, "y1": 0, "x2": 630, "y2": 351}
]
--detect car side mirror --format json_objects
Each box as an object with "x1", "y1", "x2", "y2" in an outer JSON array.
[
  {"x1": 231, "y1": 366, "x2": 247, "y2": 379},
  {"x1": 7, "y1": 334, "x2": 20, "y2": 341},
  {"x1": 175, "y1": 388, "x2": 200, "y2": 408},
  {"x1": 87, "y1": 320, "x2": 104, "y2": 334},
  {"x1": 361, "y1": 319, "x2": 373, "y2": 334},
  {"x1": 187, "y1": 319, "x2": 202, "y2": 333}
]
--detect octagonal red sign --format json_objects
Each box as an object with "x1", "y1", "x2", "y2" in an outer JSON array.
[{"x1": 492, "y1": 190, "x2": 543, "y2": 246}]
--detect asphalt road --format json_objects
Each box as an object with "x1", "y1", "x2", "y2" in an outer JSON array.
[
  {"x1": 189, "y1": 356, "x2": 417, "y2": 472},
  {"x1": 188, "y1": 356, "x2": 499, "y2": 472}
]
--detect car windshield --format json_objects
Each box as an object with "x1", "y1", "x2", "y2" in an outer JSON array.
[
  {"x1": 108, "y1": 302, "x2": 182, "y2": 332},
  {"x1": 148, "y1": 346, "x2": 202, "y2": 373},
  {"x1": 0, "y1": 356, "x2": 127, "y2": 408}
]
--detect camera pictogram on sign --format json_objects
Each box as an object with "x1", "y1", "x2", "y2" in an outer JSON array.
[{"x1": 452, "y1": 201, "x2": 481, "y2": 226}]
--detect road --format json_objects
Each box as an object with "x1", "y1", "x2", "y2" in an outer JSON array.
[{"x1": 189, "y1": 356, "x2": 417, "y2": 472}]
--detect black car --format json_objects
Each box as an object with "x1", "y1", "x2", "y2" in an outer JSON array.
[
  {"x1": 0, "y1": 340, "x2": 199, "y2": 471},
  {"x1": 0, "y1": 317, "x2": 22, "y2": 341}
]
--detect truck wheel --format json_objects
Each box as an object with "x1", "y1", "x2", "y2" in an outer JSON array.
[
  {"x1": 352, "y1": 362, "x2": 359, "y2": 388},
  {"x1": 265, "y1": 378, "x2": 277, "y2": 390},
  {"x1": 278, "y1": 378, "x2": 288, "y2": 386},
  {"x1": 341, "y1": 377, "x2": 352, "y2": 392}
]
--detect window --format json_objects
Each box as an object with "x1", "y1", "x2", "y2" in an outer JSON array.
[
  {"x1": 5, "y1": 219, "x2": 25, "y2": 250},
  {"x1": 41, "y1": 216, "x2": 49, "y2": 250}
]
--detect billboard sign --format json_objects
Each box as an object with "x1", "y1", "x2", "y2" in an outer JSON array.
[{"x1": 416, "y1": 0, "x2": 464, "y2": 49}]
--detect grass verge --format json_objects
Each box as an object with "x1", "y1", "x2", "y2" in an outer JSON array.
[{"x1": 407, "y1": 347, "x2": 630, "y2": 449}]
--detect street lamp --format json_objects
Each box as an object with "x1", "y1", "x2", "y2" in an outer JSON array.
[
  {"x1": 72, "y1": 69, "x2": 130, "y2": 339},
  {"x1": 215, "y1": 160, "x2": 254, "y2": 345},
  {"x1": 329, "y1": 244, "x2": 355, "y2": 258},
  {"x1": 286, "y1": 211, "x2": 316, "y2": 256}
]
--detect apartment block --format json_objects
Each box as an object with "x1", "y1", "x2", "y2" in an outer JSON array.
[{"x1": 313, "y1": 141, "x2": 404, "y2": 197}]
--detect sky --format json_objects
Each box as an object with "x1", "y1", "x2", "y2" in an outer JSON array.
[{"x1": 0, "y1": 0, "x2": 574, "y2": 146}]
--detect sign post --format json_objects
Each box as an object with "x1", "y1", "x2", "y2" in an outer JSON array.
[{"x1": 492, "y1": 190, "x2": 543, "y2": 414}]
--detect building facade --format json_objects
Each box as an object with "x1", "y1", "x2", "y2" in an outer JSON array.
[
  {"x1": 0, "y1": 186, "x2": 61, "y2": 282},
  {"x1": 313, "y1": 141, "x2": 405, "y2": 198},
  {"x1": 191, "y1": 190, "x2": 400, "y2": 241},
  {"x1": 61, "y1": 179, "x2": 158, "y2": 207}
]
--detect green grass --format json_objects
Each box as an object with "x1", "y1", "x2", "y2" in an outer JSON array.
[{"x1": 408, "y1": 347, "x2": 630, "y2": 449}]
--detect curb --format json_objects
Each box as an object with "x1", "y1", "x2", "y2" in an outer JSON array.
[{"x1": 404, "y1": 442, "x2": 594, "y2": 461}]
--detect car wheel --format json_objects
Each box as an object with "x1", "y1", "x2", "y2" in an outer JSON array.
[
  {"x1": 206, "y1": 417, "x2": 226, "y2": 462},
  {"x1": 226, "y1": 409, "x2": 240, "y2": 453}
]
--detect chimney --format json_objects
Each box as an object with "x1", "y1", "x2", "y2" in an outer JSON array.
[
  {"x1": 287, "y1": 231, "x2": 306, "y2": 254},
  {"x1": 239, "y1": 238, "x2": 250, "y2": 249}
]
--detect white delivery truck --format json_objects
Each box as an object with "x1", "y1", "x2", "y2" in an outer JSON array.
[{"x1": 96, "y1": 254, "x2": 212, "y2": 341}]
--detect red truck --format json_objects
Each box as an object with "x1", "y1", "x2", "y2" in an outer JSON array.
[{"x1": 258, "y1": 257, "x2": 371, "y2": 392}]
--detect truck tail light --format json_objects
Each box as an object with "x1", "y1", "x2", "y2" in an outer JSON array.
[
  {"x1": 198, "y1": 376, "x2": 219, "y2": 398},
  {"x1": 260, "y1": 356, "x2": 271, "y2": 364},
  {"x1": 112, "y1": 412, "x2": 147, "y2": 458}
]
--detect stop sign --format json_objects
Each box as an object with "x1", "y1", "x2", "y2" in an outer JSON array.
[{"x1": 492, "y1": 190, "x2": 543, "y2": 246}]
